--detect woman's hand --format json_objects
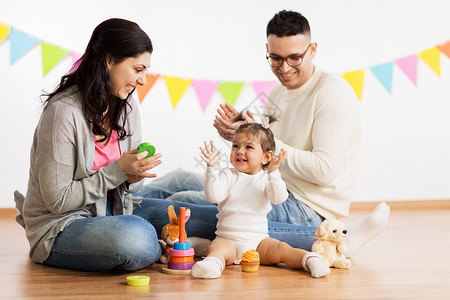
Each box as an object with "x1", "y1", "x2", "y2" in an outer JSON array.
[
  {"x1": 126, "y1": 174, "x2": 144, "y2": 184},
  {"x1": 117, "y1": 149, "x2": 162, "y2": 181},
  {"x1": 213, "y1": 103, "x2": 255, "y2": 141},
  {"x1": 268, "y1": 148, "x2": 286, "y2": 173},
  {"x1": 200, "y1": 140, "x2": 221, "y2": 168}
]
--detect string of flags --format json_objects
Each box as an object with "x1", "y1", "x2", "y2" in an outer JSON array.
[
  {"x1": 342, "y1": 42, "x2": 449, "y2": 100},
  {"x1": 1, "y1": 21, "x2": 449, "y2": 110}
]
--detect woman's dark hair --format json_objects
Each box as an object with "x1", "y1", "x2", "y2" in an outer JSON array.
[
  {"x1": 233, "y1": 112, "x2": 279, "y2": 169},
  {"x1": 266, "y1": 10, "x2": 311, "y2": 38},
  {"x1": 42, "y1": 18, "x2": 153, "y2": 142}
]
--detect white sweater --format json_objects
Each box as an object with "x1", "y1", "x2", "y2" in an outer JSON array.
[
  {"x1": 205, "y1": 167, "x2": 288, "y2": 241},
  {"x1": 265, "y1": 68, "x2": 361, "y2": 219}
]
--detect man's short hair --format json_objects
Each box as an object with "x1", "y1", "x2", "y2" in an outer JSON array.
[{"x1": 266, "y1": 10, "x2": 311, "y2": 38}]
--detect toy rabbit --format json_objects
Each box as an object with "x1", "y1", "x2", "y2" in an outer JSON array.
[{"x1": 160, "y1": 205, "x2": 191, "y2": 263}]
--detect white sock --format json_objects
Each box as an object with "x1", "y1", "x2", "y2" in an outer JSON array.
[
  {"x1": 344, "y1": 202, "x2": 390, "y2": 257},
  {"x1": 302, "y1": 252, "x2": 330, "y2": 278},
  {"x1": 191, "y1": 257, "x2": 224, "y2": 279}
]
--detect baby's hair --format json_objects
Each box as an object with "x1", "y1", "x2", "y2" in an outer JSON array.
[{"x1": 232, "y1": 112, "x2": 279, "y2": 168}]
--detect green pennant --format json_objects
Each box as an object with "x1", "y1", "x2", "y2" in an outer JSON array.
[
  {"x1": 41, "y1": 40, "x2": 69, "y2": 76},
  {"x1": 217, "y1": 81, "x2": 245, "y2": 106}
]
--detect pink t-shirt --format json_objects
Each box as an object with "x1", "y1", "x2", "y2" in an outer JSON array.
[{"x1": 92, "y1": 130, "x2": 121, "y2": 171}]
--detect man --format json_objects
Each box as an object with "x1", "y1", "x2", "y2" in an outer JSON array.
[{"x1": 137, "y1": 10, "x2": 389, "y2": 256}]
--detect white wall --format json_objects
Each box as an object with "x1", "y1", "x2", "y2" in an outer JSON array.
[{"x1": 1, "y1": 0, "x2": 449, "y2": 208}]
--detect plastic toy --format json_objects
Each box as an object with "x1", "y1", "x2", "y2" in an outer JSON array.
[
  {"x1": 159, "y1": 205, "x2": 189, "y2": 263},
  {"x1": 311, "y1": 219, "x2": 351, "y2": 269},
  {"x1": 126, "y1": 275, "x2": 150, "y2": 286},
  {"x1": 137, "y1": 142, "x2": 156, "y2": 158},
  {"x1": 161, "y1": 206, "x2": 195, "y2": 275}
]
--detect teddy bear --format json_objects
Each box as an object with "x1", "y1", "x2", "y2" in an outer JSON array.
[
  {"x1": 159, "y1": 205, "x2": 191, "y2": 264},
  {"x1": 311, "y1": 219, "x2": 351, "y2": 269}
]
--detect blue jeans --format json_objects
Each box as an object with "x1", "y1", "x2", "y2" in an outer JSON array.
[
  {"x1": 134, "y1": 169, "x2": 322, "y2": 250},
  {"x1": 44, "y1": 199, "x2": 162, "y2": 272}
]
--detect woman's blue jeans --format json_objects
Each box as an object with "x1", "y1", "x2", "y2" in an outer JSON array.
[
  {"x1": 134, "y1": 169, "x2": 322, "y2": 250},
  {"x1": 44, "y1": 200, "x2": 162, "y2": 272}
]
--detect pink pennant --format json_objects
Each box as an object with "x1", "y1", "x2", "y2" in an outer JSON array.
[
  {"x1": 395, "y1": 55, "x2": 418, "y2": 86},
  {"x1": 251, "y1": 81, "x2": 277, "y2": 106},
  {"x1": 70, "y1": 51, "x2": 82, "y2": 71},
  {"x1": 191, "y1": 79, "x2": 220, "y2": 113}
]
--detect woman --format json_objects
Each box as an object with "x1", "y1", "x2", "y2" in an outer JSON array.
[{"x1": 14, "y1": 18, "x2": 164, "y2": 271}]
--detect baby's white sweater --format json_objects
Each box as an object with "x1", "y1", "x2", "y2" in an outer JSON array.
[
  {"x1": 205, "y1": 167, "x2": 288, "y2": 241},
  {"x1": 265, "y1": 68, "x2": 361, "y2": 219}
]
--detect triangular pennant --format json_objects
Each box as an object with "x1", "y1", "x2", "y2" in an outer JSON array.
[
  {"x1": 342, "y1": 70, "x2": 365, "y2": 101},
  {"x1": 0, "y1": 22, "x2": 9, "y2": 43},
  {"x1": 9, "y1": 27, "x2": 39, "y2": 65},
  {"x1": 370, "y1": 62, "x2": 394, "y2": 93},
  {"x1": 191, "y1": 79, "x2": 220, "y2": 112},
  {"x1": 419, "y1": 47, "x2": 441, "y2": 77},
  {"x1": 217, "y1": 81, "x2": 245, "y2": 106},
  {"x1": 251, "y1": 81, "x2": 277, "y2": 106},
  {"x1": 163, "y1": 76, "x2": 193, "y2": 109},
  {"x1": 41, "y1": 41, "x2": 69, "y2": 76},
  {"x1": 395, "y1": 55, "x2": 418, "y2": 86},
  {"x1": 70, "y1": 51, "x2": 82, "y2": 70},
  {"x1": 437, "y1": 40, "x2": 450, "y2": 59},
  {"x1": 137, "y1": 73, "x2": 160, "y2": 104}
]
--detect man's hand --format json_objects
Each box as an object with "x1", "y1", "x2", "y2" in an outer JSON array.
[{"x1": 213, "y1": 103, "x2": 255, "y2": 141}]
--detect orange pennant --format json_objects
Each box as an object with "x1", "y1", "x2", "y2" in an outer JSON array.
[
  {"x1": 437, "y1": 40, "x2": 450, "y2": 59},
  {"x1": 136, "y1": 73, "x2": 160, "y2": 103}
]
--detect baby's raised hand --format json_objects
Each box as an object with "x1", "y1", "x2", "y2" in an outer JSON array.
[
  {"x1": 268, "y1": 148, "x2": 286, "y2": 173},
  {"x1": 200, "y1": 140, "x2": 221, "y2": 168}
]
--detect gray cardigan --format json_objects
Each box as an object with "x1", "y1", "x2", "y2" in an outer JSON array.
[{"x1": 14, "y1": 87, "x2": 144, "y2": 263}]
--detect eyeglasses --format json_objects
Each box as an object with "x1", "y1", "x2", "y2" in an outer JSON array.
[{"x1": 266, "y1": 43, "x2": 312, "y2": 67}]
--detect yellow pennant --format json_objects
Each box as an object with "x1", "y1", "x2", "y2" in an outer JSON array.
[
  {"x1": 342, "y1": 70, "x2": 365, "y2": 101},
  {"x1": 0, "y1": 22, "x2": 9, "y2": 42},
  {"x1": 163, "y1": 76, "x2": 193, "y2": 109},
  {"x1": 419, "y1": 46, "x2": 441, "y2": 77}
]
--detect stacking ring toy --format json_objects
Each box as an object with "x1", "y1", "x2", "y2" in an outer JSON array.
[
  {"x1": 126, "y1": 275, "x2": 150, "y2": 286},
  {"x1": 137, "y1": 142, "x2": 156, "y2": 158}
]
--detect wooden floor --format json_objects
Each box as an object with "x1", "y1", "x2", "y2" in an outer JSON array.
[{"x1": 1, "y1": 201, "x2": 450, "y2": 299}]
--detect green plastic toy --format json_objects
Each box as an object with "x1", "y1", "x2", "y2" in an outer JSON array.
[{"x1": 137, "y1": 142, "x2": 156, "y2": 158}]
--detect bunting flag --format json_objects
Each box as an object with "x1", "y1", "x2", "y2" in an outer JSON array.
[
  {"x1": 41, "y1": 41, "x2": 69, "y2": 76},
  {"x1": 419, "y1": 47, "x2": 441, "y2": 77},
  {"x1": 370, "y1": 62, "x2": 394, "y2": 93},
  {"x1": 395, "y1": 55, "x2": 418, "y2": 86},
  {"x1": 437, "y1": 41, "x2": 450, "y2": 59},
  {"x1": 191, "y1": 79, "x2": 220, "y2": 112},
  {"x1": 137, "y1": 73, "x2": 160, "y2": 103},
  {"x1": 342, "y1": 70, "x2": 365, "y2": 101},
  {"x1": 0, "y1": 22, "x2": 9, "y2": 42},
  {"x1": 0, "y1": 21, "x2": 449, "y2": 105},
  {"x1": 9, "y1": 27, "x2": 39, "y2": 65},
  {"x1": 163, "y1": 75, "x2": 192, "y2": 108},
  {"x1": 218, "y1": 81, "x2": 245, "y2": 106},
  {"x1": 251, "y1": 81, "x2": 278, "y2": 106},
  {"x1": 70, "y1": 51, "x2": 82, "y2": 70}
]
